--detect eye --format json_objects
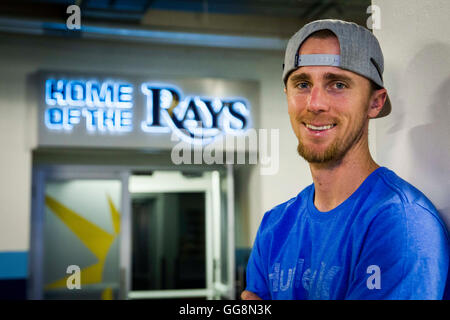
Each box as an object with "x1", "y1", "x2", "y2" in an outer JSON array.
[
  {"x1": 333, "y1": 82, "x2": 347, "y2": 89},
  {"x1": 297, "y1": 82, "x2": 310, "y2": 89}
]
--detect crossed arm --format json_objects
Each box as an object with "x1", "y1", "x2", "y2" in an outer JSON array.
[{"x1": 241, "y1": 290, "x2": 262, "y2": 300}]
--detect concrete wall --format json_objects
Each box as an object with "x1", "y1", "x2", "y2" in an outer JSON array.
[
  {"x1": 373, "y1": 0, "x2": 450, "y2": 230},
  {"x1": 0, "y1": 65, "x2": 32, "y2": 253}
]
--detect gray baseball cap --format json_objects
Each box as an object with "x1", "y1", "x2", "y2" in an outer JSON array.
[{"x1": 282, "y1": 19, "x2": 391, "y2": 118}]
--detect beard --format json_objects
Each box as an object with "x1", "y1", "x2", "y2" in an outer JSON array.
[{"x1": 296, "y1": 111, "x2": 368, "y2": 164}]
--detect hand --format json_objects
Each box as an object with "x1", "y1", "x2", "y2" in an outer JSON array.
[{"x1": 241, "y1": 290, "x2": 262, "y2": 300}]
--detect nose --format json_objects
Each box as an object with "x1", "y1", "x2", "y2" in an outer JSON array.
[{"x1": 307, "y1": 86, "x2": 329, "y2": 114}]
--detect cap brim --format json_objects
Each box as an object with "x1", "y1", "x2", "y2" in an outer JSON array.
[{"x1": 375, "y1": 93, "x2": 391, "y2": 118}]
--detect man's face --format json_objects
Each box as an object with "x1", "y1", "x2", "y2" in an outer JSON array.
[{"x1": 285, "y1": 35, "x2": 373, "y2": 164}]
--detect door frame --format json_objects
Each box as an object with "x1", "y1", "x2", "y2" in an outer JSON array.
[
  {"x1": 29, "y1": 164, "x2": 235, "y2": 300},
  {"x1": 29, "y1": 164, "x2": 129, "y2": 300}
]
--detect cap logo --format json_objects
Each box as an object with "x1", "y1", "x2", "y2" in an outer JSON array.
[{"x1": 297, "y1": 54, "x2": 340, "y2": 67}]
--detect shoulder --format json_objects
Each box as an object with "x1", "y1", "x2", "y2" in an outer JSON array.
[
  {"x1": 367, "y1": 167, "x2": 449, "y2": 244},
  {"x1": 375, "y1": 167, "x2": 438, "y2": 209},
  {"x1": 257, "y1": 184, "x2": 312, "y2": 235}
]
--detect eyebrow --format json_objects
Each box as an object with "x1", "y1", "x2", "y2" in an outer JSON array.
[
  {"x1": 289, "y1": 73, "x2": 311, "y2": 83},
  {"x1": 323, "y1": 72, "x2": 354, "y2": 85},
  {"x1": 289, "y1": 72, "x2": 355, "y2": 86}
]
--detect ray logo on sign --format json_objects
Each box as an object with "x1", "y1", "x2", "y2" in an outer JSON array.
[{"x1": 44, "y1": 79, "x2": 250, "y2": 145}]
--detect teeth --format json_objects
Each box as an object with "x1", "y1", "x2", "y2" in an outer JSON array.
[{"x1": 306, "y1": 123, "x2": 335, "y2": 130}]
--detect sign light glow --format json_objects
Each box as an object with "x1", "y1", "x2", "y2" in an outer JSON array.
[{"x1": 44, "y1": 78, "x2": 251, "y2": 145}]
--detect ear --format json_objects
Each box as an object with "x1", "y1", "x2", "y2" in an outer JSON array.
[
  {"x1": 284, "y1": 86, "x2": 287, "y2": 94},
  {"x1": 368, "y1": 88, "x2": 387, "y2": 119}
]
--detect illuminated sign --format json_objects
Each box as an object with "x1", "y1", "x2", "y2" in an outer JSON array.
[
  {"x1": 45, "y1": 79, "x2": 133, "y2": 132},
  {"x1": 44, "y1": 78, "x2": 251, "y2": 145}
]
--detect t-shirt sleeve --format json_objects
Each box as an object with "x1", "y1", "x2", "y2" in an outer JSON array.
[
  {"x1": 345, "y1": 203, "x2": 449, "y2": 300},
  {"x1": 245, "y1": 216, "x2": 271, "y2": 300}
]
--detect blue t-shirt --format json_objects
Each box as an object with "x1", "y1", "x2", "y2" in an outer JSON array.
[{"x1": 246, "y1": 167, "x2": 449, "y2": 299}]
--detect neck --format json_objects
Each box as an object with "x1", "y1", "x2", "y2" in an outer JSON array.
[{"x1": 309, "y1": 137, "x2": 379, "y2": 212}]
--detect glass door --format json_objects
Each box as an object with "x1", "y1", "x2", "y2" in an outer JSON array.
[
  {"x1": 30, "y1": 165, "x2": 234, "y2": 300},
  {"x1": 126, "y1": 169, "x2": 233, "y2": 300},
  {"x1": 30, "y1": 166, "x2": 126, "y2": 300},
  {"x1": 131, "y1": 192, "x2": 207, "y2": 292}
]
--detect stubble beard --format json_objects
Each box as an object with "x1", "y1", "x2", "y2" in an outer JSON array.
[{"x1": 296, "y1": 111, "x2": 368, "y2": 164}]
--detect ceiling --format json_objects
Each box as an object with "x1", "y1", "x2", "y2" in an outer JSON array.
[
  {"x1": 0, "y1": 0, "x2": 372, "y2": 49},
  {"x1": 1, "y1": 0, "x2": 371, "y2": 24}
]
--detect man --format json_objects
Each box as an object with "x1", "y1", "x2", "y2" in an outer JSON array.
[{"x1": 242, "y1": 19, "x2": 449, "y2": 300}]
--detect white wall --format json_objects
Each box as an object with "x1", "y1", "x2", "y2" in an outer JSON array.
[
  {"x1": 0, "y1": 62, "x2": 33, "y2": 251},
  {"x1": 373, "y1": 0, "x2": 450, "y2": 229},
  {"x1": 0, "y1": 32, "x2": 311, "y2": 250}
]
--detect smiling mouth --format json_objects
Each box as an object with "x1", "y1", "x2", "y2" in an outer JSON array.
[{"x1": 303, "y1": 123, "x2": 337, "y2": 131}]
